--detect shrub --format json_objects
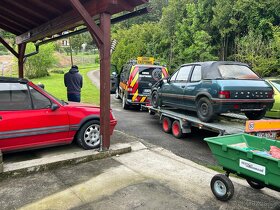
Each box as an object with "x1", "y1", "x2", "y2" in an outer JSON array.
[
  {"x1": 50, "y1": 69, "x2": 65, "y2": 74},
  {"x1": 25, "y1": 43, "x2": 57, "y2": 79}
]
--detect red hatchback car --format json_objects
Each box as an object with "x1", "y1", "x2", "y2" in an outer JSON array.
[{"x1": 0, "y1": 77, "x2": 117, "y2": 153}]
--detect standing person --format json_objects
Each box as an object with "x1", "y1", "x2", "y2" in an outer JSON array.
[{"x1": 64, "y1": 65, "x2": 83, "y2": 102}]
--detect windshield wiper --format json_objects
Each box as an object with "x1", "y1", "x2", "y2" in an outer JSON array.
[{"x1": 61, "y1": 100, "x2": 68, "y2": 105}]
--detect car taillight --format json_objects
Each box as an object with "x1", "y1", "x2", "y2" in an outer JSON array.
[
  {"x1": 268, "y1": 90, "x2": 274, "y2": 98},
  {"x1": 218, "y1": 91, "x2": 230, "y2": 99}
]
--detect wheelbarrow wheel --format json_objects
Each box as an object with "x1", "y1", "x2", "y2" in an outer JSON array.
[
  {"x1": 246, "y1": 179, "x2": 265, "y2": 190},
  {"x1": 211, "y1": 174, "x2": 234, "y2": 201}
]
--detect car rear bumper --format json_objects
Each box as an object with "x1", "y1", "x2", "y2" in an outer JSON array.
[{"x1": 212, "y1": 98, "x2": 274, "y2": 113}]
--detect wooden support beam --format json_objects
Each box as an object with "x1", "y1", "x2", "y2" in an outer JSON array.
[
  {"x1": 18, "y1": 44, "x2": 26, "y2": 78},
  {"x1": 69, "y1": 0, "x2": 104, "y2": 48},
  {"x1": 16, "y1": 0, "x2": 112, "y2": 44},
  {"x1": 99, "y1": 12, "x2": 112, "y2": 149},
  {"x1": 0, "y1": 36, "x2": 19, "y2": 58},
  {"x1": 113, "y1": 0, "x2": 134, "y2": 11}
]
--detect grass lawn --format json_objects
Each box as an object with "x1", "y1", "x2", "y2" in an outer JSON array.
[{"x1": 31, "y1": 64, "x2": 100, "y2": 105}]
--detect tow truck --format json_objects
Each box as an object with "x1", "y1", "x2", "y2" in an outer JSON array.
[{"x1": 144, "y1": 106, "x2": 280, "y2": 139}]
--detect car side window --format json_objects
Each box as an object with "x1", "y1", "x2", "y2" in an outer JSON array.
[
  {"x1": 30, "y1": 87, "x2": 52, "y2": 109},
  {"x1": 0, "y1": 83, "x2": 32, "y2": 110},
  {"x1": 191, "y1": 66, "x2": 202, "y2": 82},
  {"x1": 176, "y1": 66, "x2": 193, "y2": 82},
  {"x1": 170, "y1": 71, "x2": 179, "y2": 82}
]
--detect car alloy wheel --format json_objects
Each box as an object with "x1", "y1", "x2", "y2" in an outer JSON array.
[
  {"x1": 83, "y1": 124, "x2": 100, "y2": 148},
  {"x1": 77, "y1": 120, "x2": 100, "y2": 149}
]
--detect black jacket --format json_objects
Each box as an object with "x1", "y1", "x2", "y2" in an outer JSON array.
[{"x1": 64, "y1": 67, "x2": 83, "y2": 93}]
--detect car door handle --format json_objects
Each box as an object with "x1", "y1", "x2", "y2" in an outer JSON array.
[
  {"x1": 0, "y1": 116, "x2": 2, "y2": 120},
  {"x1": 181, "y1": 86, "x2": 185, "y2": 88}
]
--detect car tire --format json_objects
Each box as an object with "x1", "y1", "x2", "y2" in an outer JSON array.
[
  {"x1": 122, "y1": 94, "x2": 129, "y2": 110},
  {"x1": 197, "y1": 97, "x2": 216, "y2": 122},
  {"x1": 246, "y1": 179, "x2": 265, "y2": 190},
  {"x1": 151, "y1": 91, "x2": 160, "y2": 108},
  {"x1": 245, "y1": 110, "x2": 266, "y2": 120},
  {"x1": 162, "y1": 117, "x2": 172, "y2": 133},
  {"x1": 172, "y1": 120, "x2": 183, "y2": 138},
  {"x1": 115, "y1": 88, "x2": 121, "y2": 99},
  {"x1": 76, "y1": 120, "x2": 100, "y2": 150},
  {"x1": 211, "y1": 174, "x2": 234, "y2": 201}
]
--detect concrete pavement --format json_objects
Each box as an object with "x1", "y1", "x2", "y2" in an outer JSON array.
[{"x1": 0, "y1": 131, "x2": 279, "y2": 210}]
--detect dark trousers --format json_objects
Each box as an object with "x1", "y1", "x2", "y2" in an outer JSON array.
[{"x1": 67, "y1": 93, "x2": 81, "y2": 102}]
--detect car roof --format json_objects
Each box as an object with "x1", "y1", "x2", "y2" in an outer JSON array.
[
  {"x1": 0, "y1": 77, "x2": 29, "y2": 84},
  {"x1": 181, "y1": 61, "x2": 248, "y2": 67},
  {"x1": 134, "y1": 64, "x2": 166, "y2": 68},
  {"x1": 181, "y1": 61, "x2": 249, "y2": 79}
]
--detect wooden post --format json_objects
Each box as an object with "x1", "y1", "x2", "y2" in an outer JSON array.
[
  {"x1": 99, "y1": 13, "x2": 111, "y2": 149},
  {"x1": 18, "y1": 43, "x2": 26, "y2": 78},
  {"x1": 70, "y1": 0, "x2": 112, "y2": 149}
]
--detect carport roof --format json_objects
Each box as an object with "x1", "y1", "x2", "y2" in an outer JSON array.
[{"x1": 0, "y1": 0, "x2": 147, "y2": 44}]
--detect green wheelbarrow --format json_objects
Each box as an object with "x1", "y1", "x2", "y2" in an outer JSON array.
[{"x1": 205, "y1": 133, "x2": 280, "y2": 201}]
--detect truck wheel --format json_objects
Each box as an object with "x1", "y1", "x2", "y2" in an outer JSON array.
[
  {"x1": 151, "y1": 91, "x2": 160, "y2": 108},
  {"x1": 246, "y1": 179, "x2": 265, "y2": 190},
  {"x1": 172, "y1": 120, "x2": 183, "y2": 138},
  {"x1": 211, "y1": 174, "x2": 234, "y2": 201},
  {"x1": 162, "y1": 117, "x2": 172, "y2": 133},
  {"x1": 197, "y1": 97, "x2": 215, "y2": 122},
  {"x1": 76, "y1": 120, "x2": 100, "y2": 149},
  {"x1": 245, "y1": 110, "x2": 266, "y2": 120},
  {"x1": 122, "y1": 95, "x2": 129, "y2": 110},
  {"x1": 115, "y1": 88, "x2": 121, "y2": 99}
]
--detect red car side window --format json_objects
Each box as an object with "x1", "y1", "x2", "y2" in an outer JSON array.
[{"x1": 0, "y1": 83, "x2": 32, "y2": 110}]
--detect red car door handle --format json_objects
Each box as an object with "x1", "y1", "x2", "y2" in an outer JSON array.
[{"x1": 0, "y1": 116, "x2": 2, "y2": 120}]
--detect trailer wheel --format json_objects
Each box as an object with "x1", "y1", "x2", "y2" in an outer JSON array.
[
  {"x1": 246, "y1": 179, "x2": 265, "y2": 190},
  {"x1": 172, "y1": 120, "x2": 183, "y2": 138},
  {"x1": 162, "y1": 117, "x2": 172, "y2": 133},
  {"x1": 211, "y1": 174, "x2": 234, "y2": 201}
]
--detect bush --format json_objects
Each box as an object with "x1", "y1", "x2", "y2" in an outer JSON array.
[
  {"x1": 25, "y1": 43, "x2": 57, "y2": 79},
  {"x1": 50, "y1": 69, "x2": 65, "y2": 74},
  {"x1": 0, "y1": 51, "x2": 9, "y2": 55}
]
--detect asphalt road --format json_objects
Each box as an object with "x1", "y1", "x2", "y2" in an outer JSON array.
[{"x1": 110, "y1": 94, "x2": 218, "y2": 166}]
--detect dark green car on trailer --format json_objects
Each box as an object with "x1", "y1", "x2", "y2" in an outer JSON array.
[{"x1": 151, "y1": 61, "x2": 274, "y2": 122}]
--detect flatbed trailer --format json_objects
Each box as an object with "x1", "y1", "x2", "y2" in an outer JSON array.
[{"x1": 143, "y1": 106, "x2": 280, "y2": 139}]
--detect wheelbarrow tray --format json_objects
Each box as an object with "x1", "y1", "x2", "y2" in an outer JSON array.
[{"x1": 205, "y1": 133, "x2": 280, "y2": 191}]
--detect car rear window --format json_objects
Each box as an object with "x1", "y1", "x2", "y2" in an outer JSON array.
[
  {"x1": 138, "y1": 67, "x2": 164, "y2": 82},
  {"x1": 218, "y1": 65, "x2": 259, "y2": 80},
  {"x1": 0, "y1": 83, "x2": 32, "y2": 110}
]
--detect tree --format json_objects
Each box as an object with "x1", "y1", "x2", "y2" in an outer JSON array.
[
  {"x1": 235, "y1": 29, "x2": 280, "y2": 77},
  {"x1": 25, "y1": 43, "x2": 57, "y2": 79}
]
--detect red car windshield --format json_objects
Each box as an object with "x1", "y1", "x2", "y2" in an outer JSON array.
[{"x1": 218, "y1": 65, "x2": 259, "y2": 80}]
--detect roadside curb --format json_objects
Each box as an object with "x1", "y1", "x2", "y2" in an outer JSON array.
[{"x1": 0, "y1": 143, "x2": 131, "y2": 179}]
